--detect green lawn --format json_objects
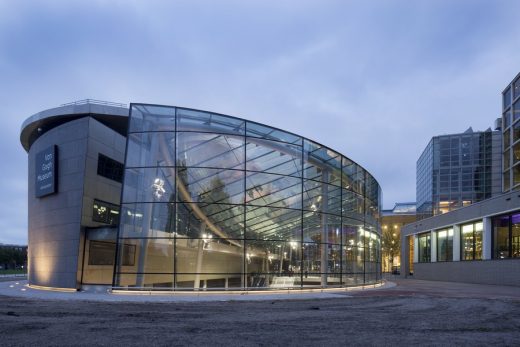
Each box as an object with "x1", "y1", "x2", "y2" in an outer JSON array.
[{"x1": 0, "y1": 269, "x2": 27, "y2": 275}]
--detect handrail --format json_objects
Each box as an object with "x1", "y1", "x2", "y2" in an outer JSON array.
[{"x1": 61, "y1": 99, "x2": 127, "y2": 108}]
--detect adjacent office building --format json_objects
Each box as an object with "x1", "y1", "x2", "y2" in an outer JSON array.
[
  {"x1": 502, "y1": 74, "x2": 520, "y2": 191},
  {"x1": 401, "y1": 73, "x2": 520, "y2": 286},
  {"x1": 416, "y1": 127, "x2": 502, "y2": 219},
  {"x1": 21, "y1": 100, "x2": 382, "y2": 291}
]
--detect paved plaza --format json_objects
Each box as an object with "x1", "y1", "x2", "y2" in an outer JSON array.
[{"x1": 0, "y1": 278, "x2": 519, "y2": 346}]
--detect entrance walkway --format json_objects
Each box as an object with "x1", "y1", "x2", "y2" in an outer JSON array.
[
  {"x1": 352, "y1": 276, "x2": 520, "y2": 300},
  {"x1": 0, "y1": 280, "x2": 390, "y2": 302}
]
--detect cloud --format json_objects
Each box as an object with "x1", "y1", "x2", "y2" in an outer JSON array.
[{"x1": 1, "y1": 0, "x2": 520, "y2": 243}]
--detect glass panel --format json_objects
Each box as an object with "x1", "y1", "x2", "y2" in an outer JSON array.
[
  {"x1": 246, "y1": 122, "x2": 302, "y2": 145},
  {"x1": 512, "y1": 213, "x2": 520, "y2": 258},
  {"x1": 303, "y1": 180, "x2": 341, "y2": 215},
  {"x1": 461, "y1": 224, "x2": 474, "y2": 260},
  {"x1": 503, "y1": 129, "x2": 520, "y2": 155},
  {"x1": 513, "y1": 164, "x2": 520, "y2": 187},
  {"x1": 493, "y1": 215, "x2": 510, "y2": 259},
  {"x1": 176, "y1": 108, "x2": 245, "y2": 135},
  {"x1": 514, "y1": 78, "x2": 520, "y2": 99},
  {"x1": 302, "y1": 212, "x2": 341, "y2": 244},
  {"x1": 176, "y1": 132, "x2": 245, "y2": 169},
  {"x1": 122, "y1": 167, "x2": 175, "y2": 203},
  {"x1": 246, "y1": 239, "x2": 301, "y2": 287},
  {"x1": 114, "y1": 238, "x2": 175, "y2": 288},
  {"x1": 119, "y1": 203, "x2": 175, "y2": 238},
  {"x1": 503, "y1": 87, "x2": 512, "y2": 110},
  {"x1": 303, "y1": 140, "x2": 342, "y2": 185},
  {"x1": 176, "y1": 167, "x2": 244, "y2": 205},
  {"x1": 514, "y1": 142, "x2": 520, "y2": 164},
  {"x1": 245, "y1": 172, "x2": 302, "y2": 209},
  {"x1": 514, "y1": 100, "x2": 520, "y2": 123},
  {"x1": 343, "y1": 161, "x2": 366, "y2": 195},
  {"x1": 503, "y1": 110, "x2": 512, "y2": 129},
  {"x1": 504, "y1": 149, "x2": 511, "y2": 171},
  {"x1": 342, "y1": 189, "x2": 365, "y2": 220},
  {"x1": 302, "y1": 242, "x2": 341, "y2": 286},
  {"x1": 514, "y1": 122, "x2": 520, "y2": 143},
  {"x1": 343, "y1": 244, "x2": 365, "y2": 284},
  {"x1": 246, "y1": 138, "x2": 302, "y2": 177},
  {"x1": 92, "y1": 200, "x2": 120, "y2": 225},
  {"x1": 129, "y1": 104, "x2": 176, "y2": 133},
  {"x1": 97, "y1": 154, "x2": 124, "y2": 183},
  {"x1": 342, "y1": 218, "x2": 363, "y2": 244},
  {"x1": 436, "y1": 228, "x2": 453, "y2": 262},
  {"x1": 342, "y1": 157, "x2": 355, "y2": 191},
  {"x1": 126, "y1": 132, "x2": 176, "y2": 168},
  {"x1": 437, "y1": 229, "x2": 447, "y2": 261},
  {"x1": 418, "y1": 233, "x2": 430, "y2": 263},
  {"x1": 88, "y1": 241, "x2": 118, "y2": 266},
  {"x1": 176, "y1": 202, "x2": 244, "y2": 240},
  {"x1": 354, "y1": 166, "x2": 366, "y2": 195},
  {"x1": 175, "y1": 238, "x2": 244, "y2": 277},
  {"x1": 474, "y1": 222, "x2": 482, "y2": 260},
  {"x1": 504, "y1": 170, "x2": 511, "y2": 191},
  {"x1": 246, "y1": 205, "x2": 301, "y2": 241}
]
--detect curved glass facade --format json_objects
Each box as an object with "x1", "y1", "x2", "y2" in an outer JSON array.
[{"x1": 114, "y1": 104, "x2": 382, "y2": 290}]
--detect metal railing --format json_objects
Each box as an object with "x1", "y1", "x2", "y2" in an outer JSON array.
[{"x1": 61, "y1": 99, "x2": 127, "y2": 108}]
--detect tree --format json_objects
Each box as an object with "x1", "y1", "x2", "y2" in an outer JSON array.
[{"x1": 382, "y1": 225, "x2": 401, "y2": 272}]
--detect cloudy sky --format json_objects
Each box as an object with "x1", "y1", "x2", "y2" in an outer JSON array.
[{"x1": 1, "y1": 0, "x2": 519, "y2": 245}]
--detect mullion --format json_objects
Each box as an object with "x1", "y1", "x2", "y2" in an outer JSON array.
[{"x1": 246, "y1": 145, "x2": 302, "y2": 177}]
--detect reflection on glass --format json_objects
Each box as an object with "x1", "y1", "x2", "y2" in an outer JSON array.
[
  {"x1": 418, "y1": 233, "x2": 431, "y2": 263},
  {"x1": 115, "y1": 104, "x2": 381, "y2": 290},
  {"x1": 129, "y1": 105, "x2": 176, "y2": 133},
  {"x1": 246, "y1": 138, "x2": 302, "y2": 177},
  {"x1": 437, "y1": 228, "x2": 453, "y2": 261},
  {"x1": 176, "y1": 108, "x2": 245, "y2": 135}
]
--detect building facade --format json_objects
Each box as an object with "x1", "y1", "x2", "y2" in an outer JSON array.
[
  {"x1": 21, "y1": 100, "x2": 383, "y2": 291},
  {"x1": 416, "y1": 127, "x2": 502, "y2": 219},
  {"x1": 401, "y1": 191, "x2": 520, "y2": 286},
  {"x1": 402, "y1": 73, "x2": 520, "y2": 286},
  {"x1": 502, "y1": 72, "x2": 520, "y2": 192}
]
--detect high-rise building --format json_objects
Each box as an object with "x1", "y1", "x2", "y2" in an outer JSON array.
[
  {"x1": 501, "y1": 72, "x2": 520, "y2": 191},
  {"x1": 416, "y1": 127, "x2": 502, "y2": 218}
]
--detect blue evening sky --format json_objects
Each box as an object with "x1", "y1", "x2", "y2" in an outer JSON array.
[{"x1": 1, "y1": 0, "x2": 519, "y2": 244}]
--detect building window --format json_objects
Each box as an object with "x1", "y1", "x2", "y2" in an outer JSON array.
[
  {"x1": 418, "y1": 232, "x2": 431, "y2": 263},
  {"x1": 504, "y1": 87, "x2": 512, "y2": 110},
  {"x1": 503, "y1": 110, "x2": 512, "y2": 129},
  {"x1": 461, "y1": 222, "x2": 482, "y2": 260},
  {"x1": 93, "y1": 200, "x2": 120, "y2": 225},
  {"x1": 97, "y1": 153, "x2": 124, "y2": 183},
  {"x1": 515, "y1": 100, "x2": 520, "y2": 124},
  {"x1": 88, "y1": 241, "x2": 135, "y2": 266},
  {"x1": 436, "y1": 228, "x2": 453, "y2": 262},
  {"x1": 514, "y1": 78, "x2": 520, "y2": 99},
  {"x1": 493, "y1": 212, "x2": 520, "y2": 259}
]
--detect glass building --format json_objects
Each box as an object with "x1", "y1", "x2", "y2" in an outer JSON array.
[
  {"x1": 113, "y1": 104, "x2": 382, "y2": 290},
  {"x1": 416, "y1": 127, "x2": 502, "y2": 219},
  {"x1": 502, "y1": 72, "x2": 520, "y2": 191}
]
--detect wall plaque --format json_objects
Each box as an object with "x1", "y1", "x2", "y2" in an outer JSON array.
[{"x1": 35, "y1": 145, "x2": 58, "y2": 198}]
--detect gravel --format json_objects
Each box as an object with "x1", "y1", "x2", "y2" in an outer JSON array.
[{"x1": 0, "y1": 283, "x2": 519, "y2": 346}]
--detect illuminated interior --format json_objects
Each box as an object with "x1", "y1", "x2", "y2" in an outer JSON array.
[{"x1": 113, "y1": 105, "x2": 382, "y2": 290}]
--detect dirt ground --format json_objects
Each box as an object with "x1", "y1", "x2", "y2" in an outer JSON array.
[{"x1": 0, "y1": 279, "x2": 519, "y2": 346}]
